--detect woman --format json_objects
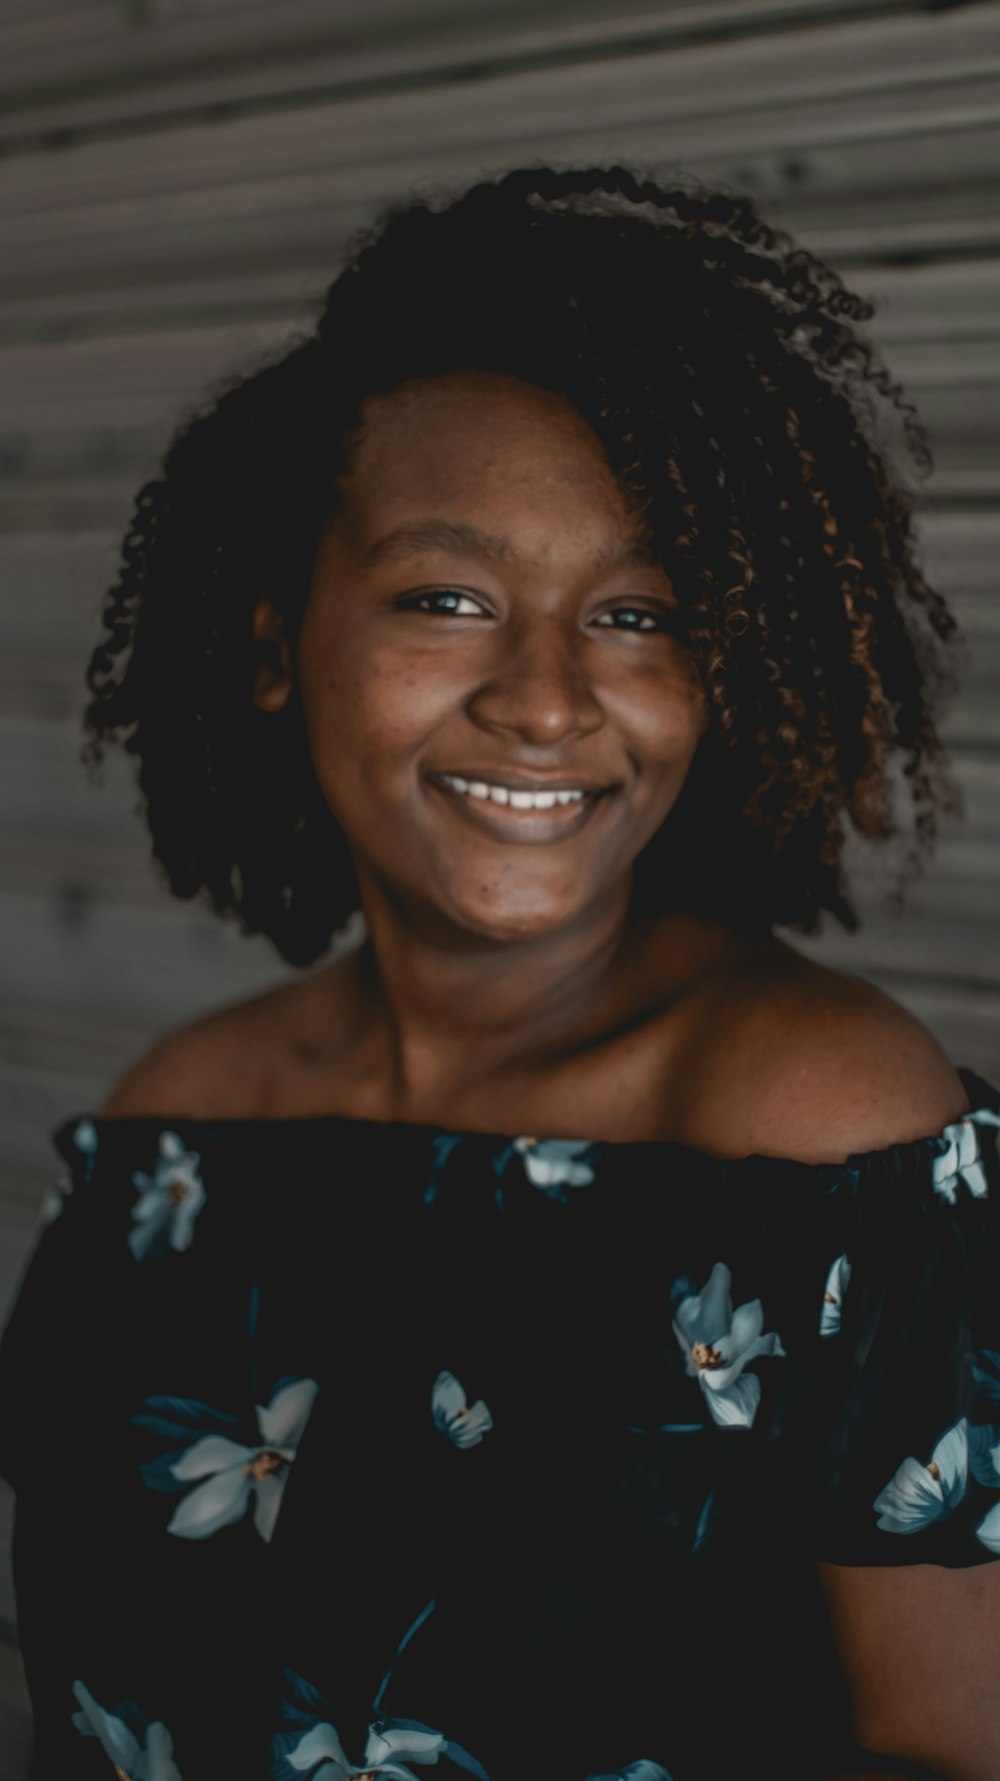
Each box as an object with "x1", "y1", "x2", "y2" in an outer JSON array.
[{"x1": 1, "y1": 164, "x2": 998, "y2": 1781}]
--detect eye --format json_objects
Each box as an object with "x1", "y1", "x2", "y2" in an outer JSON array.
[
  {"x1": 399, "y1": 589, "x2": 487, "y2": 617},
  {"x1": 594, "y1": 605, "x2": 681, "y2": 634}
]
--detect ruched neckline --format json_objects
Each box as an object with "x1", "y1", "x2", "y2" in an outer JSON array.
[{"x1": 50, "y1": 1061, "x2": 999, "y2": 1175}]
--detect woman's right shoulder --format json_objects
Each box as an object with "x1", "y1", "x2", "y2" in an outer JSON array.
[
  {"x1": 98, "y1": 1021, "x2": 254, "y2": 1121},
  {"x1": 98, "y1": 986, "x2": 297, "y2": 1120},
  {"x1": 98, "y1": 955, "x2": 362, "y2": 1120}
]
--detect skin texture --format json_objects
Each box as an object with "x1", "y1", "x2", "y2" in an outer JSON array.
[
  {"x1": 103, "y1": 369, "x2": 998, "y2": 1776},
  {"x1": 819, "y1": 1563, "x2": 1000, "y2": 1781}
]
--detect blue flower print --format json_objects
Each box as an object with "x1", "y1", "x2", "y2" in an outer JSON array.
[
  {"x1": 129, "y1": 1131, "x2": 206, "y2": 1261},
  {"x1": 72, "y1": 1681, "x2": 182, "y2": 1780},
  {"x1": 586, "y1": 1765, "x2": 672, "y2": 1781},
  {"x1": 423, "y1": 1135, "x2": 464, "y2": 1206},
  {"x1": 371, "y1": 1599, "x2": 438, "y2": 1724},
  {"x1": 930, "y1": 1107, "x2": 1000, "y2": 1204},
  {"x1": 976, "y1": 1499, "x2": 1000, "y2": 1553},
  {"x1": 286, "y1": 1721, "x2": 485, "y2": 1780},
  {"x1": 690, "y1": 1488, "x2": 718, "y2": 1557},
  {"x1": 432, "y1": 1370, "x2": 493, "y2": 1449},
  {"x1": 39, "y1": 1169, "x2": 73, "y2": 1227},
  {"x1": 973, "y1": 1348, "x2": 1000, "y2": 1404},
  {"x1": 873, "y1": 1417, "x2": 967, "y2": 1533},
  {"x1": 74, "y1": 1117, "x2": 99, "y2": 1177},
  {"x1": 671, "y1": 1262, "x2": 785, "y2": 1430},
  {"x1": 137, "y1": 1377, "x2": 318, "y2": 1541},
  {"x1": 271, "y1": 1672, "x2": 488, "y2": 1780},
  {"x1": 970, "y1": 1422, "x2": 1000, "y2": 1488},
  {"x1": 42, "y1": 1116, "x2": 97, "y2": 1224},
  {"x1": 511, "y1": 1136, "x2": 598, "y2": 1200},
  {"x1": 819, "y1": 1253, "x2": 852, "y2": 1337}
]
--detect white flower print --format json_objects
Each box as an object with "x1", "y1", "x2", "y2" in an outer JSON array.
[
  {"x1": 279, "y1": 1715, "x2": 487, "y2": 1780},
  {"x1": 513, "y1": 1136, "x2": 597, "y2": 1198},
  {"x1": 431, "y1": 1370, "x2": 493, "y2": 1449},
  {"x1": 969, "y1": 1421, "x2": 1000, "y2": 1487},
  {"x1": 873, "y1": 1417, "x2": 968, "y2": 1533},
  {"x1": 289, "y1": 1721, "x2": 443, "y2": 1779},
  {"x1": 39, "y1": 1170, "x2": 73, "y2": 1226},
  {"x1": 967, "y1": 1421, "x2": 1000, "y2": 1553},
  {"x1": 72, "y1": 1681, "x2": 182, "y2": 1781},
  {"x1": 42, "y1": 1116, "x2": 98, "y2": 1223},
  {"x1": 163, "y1": 1377, "x2": 318, "y2": 1541},
  {"x1": 129, "y1": 1130, "x2": 207, "y2": 1260},
  {"x1": 671, "y1": 1261, "x2": 785, "y2": 1430},
  {"x1": 819, "y1": 1253, "x2": 852, "y2": 1337},
  {"x1": 975, "y1": 1501, "x2": 1000, "y2": 1554},
  {"x1": 74, "y1": 1116, "x2": 99, "y2": 1173},
  {"x1": 930, "y1": 1108, "x2": 1000, "y2": 1204}
]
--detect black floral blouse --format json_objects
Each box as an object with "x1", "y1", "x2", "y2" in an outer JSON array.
[{"x1": 2, "y1": 1066, "x2": 1000, "y2": 1781}]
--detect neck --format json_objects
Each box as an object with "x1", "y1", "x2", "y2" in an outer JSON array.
[
  {"x1": 334, "y1": 873, "x2": 731, "y2": 1123},
  {"x1": 356, "y1": 878, "x2": 642, "y2": 1106}
]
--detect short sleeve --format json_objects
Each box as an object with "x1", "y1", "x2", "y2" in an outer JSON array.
[
  {"x1": 0, "y1": 1116, "x2": 152, "y2": 1773},
  {"x1": 0, "y1": 1113, "x2": 279, "y2": 1778},
  {"x1": 809, "y1": 1081, "x2": 1000, "y2": 1568},
  {"x1": 0, "y1": 1116, "x2": 112, "y2": 1494}
]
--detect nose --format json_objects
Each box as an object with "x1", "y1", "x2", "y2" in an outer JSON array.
[{"x1": 465, "y1": 613, "x2": 604, "y2": 747}]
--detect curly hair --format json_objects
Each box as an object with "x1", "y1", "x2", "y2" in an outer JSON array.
[{"x1": 81, "y1": 161, "x2": 963, "y2": 968}]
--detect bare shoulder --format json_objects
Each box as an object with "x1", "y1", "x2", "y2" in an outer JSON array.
[
  {"x1": 99, "y1": 1014, "x2": 260, "y2": 1121},
  {"x1": 97, "y1": 977, "x2": 311, "y2": 1120},
  {"x1": 672, "y1": 938, "x2": 969, "y2": 1163},
  {"x1": 818, "y1": 1560, "x2": 1000, "y2": 1776}
]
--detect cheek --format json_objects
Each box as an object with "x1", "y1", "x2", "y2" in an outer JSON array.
[
  {"x1": 298, "y1": 622, "x2": 462, "y2": 779},
  {"x1": 614, "y1": 663, "x2": 708, "y2": 768}
]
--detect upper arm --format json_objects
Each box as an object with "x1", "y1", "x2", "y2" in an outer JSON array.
[{"x1": 818, "y1": 1561, "x2": 1000, "y2": 1780}]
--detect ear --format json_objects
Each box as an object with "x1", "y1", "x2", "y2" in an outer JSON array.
[{"x1": 251, "y1": 596, "x2": 293, "y2": 712}]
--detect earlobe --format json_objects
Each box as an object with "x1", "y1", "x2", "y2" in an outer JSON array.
[{"x1": 251, "y1": 596, "x2": 293, "y2": 712}]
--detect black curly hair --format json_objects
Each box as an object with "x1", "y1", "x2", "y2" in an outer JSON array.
[{"x1": 81, "y1": 161, "x2": 962, "y2": 968}]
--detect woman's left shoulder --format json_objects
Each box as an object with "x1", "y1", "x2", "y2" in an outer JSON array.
[{"x1": 675, "y1": 940, "x2": 969, "y2": 1164}]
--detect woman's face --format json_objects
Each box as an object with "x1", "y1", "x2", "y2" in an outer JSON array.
[{"x1": 284, "y1": 371, "x2": 708, "y2": 943}]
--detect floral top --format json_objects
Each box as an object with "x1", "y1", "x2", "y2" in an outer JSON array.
[{"x1": 2, "y1": 1066, "x2": 1000, "y2": 1781}]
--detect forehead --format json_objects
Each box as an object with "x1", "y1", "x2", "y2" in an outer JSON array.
[{"x1": 335, "y1": 370, "x2": 645, "y2": 560}]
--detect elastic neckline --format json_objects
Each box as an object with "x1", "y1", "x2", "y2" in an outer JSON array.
[{"x1": 50, "y1": 1063, "x2": 998, "y2": 1175}]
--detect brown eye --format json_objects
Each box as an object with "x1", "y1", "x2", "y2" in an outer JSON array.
[
  {"x1": 400, "y1": 590, "x2": 487, "y2": 617},
  {"x1": 595, "y1": 606, "x2": 677, "y2": 634}
]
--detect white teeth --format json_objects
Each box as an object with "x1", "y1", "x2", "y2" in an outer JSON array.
[{"x1": 438, "y1": 774, "x2": 590, "y2": 811}]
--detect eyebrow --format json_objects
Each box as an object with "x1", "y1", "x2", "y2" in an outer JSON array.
[
  {"x1": 366, "y1": 520, "x2": 511, "y2": 565},
  {"x1": 364, "y1": 518, "x2": 656, "y2": 574}
]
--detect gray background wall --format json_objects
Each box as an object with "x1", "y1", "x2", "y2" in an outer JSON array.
[{"x1": 1, "y1": 0, "x2": 998, "y2": 1767}]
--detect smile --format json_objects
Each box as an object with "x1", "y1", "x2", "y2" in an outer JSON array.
[
  {"x1": 427, "y1": 772, "x2": 614, "y2": 843},
  {"x1": 436, "y1": 774, "x2": 588, "y2": 810}
]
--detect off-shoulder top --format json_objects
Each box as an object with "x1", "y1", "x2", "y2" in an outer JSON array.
[{"x1": 1, "y1": 1065, "x2": 1000, "y2": 1781}]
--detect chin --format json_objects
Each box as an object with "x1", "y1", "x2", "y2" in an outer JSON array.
[{"x1": 445, "y1": 887, "x2": 591, "y2": 945}]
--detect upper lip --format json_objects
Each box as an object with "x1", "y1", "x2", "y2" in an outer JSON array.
[{"x1": 429, "y1": 770, "x2": 614, "y2": 793}]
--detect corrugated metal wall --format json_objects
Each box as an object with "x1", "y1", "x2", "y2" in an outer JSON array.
[{"x1": 1, "y1": 1, "x2": 998, "y2": 1757}]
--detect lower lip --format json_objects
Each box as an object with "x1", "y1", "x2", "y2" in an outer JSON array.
[{"x1": 427, "y1": 778, "x2": 612, "y2": 843}]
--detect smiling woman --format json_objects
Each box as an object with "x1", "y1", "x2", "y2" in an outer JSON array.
[
  {"x1": 265, "y1": 369, "x2": 709, "y2": 964},
  {"x1": 0, "y1": 164, "x2": 998, "y2": 1781}
]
